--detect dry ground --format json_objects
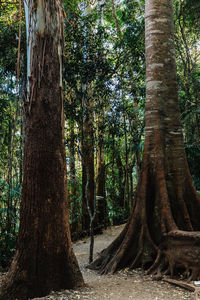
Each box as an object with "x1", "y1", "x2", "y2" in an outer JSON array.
[{"x1": 1, "y1": 224, "x2": 197, "y2": 299}]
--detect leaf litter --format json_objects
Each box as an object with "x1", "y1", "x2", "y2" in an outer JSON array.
[{"x1": 0, "y1": 225, "x2": 195, "y2": 299}]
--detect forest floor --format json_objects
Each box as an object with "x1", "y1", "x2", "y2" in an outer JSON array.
[{"x1": 0, "y1": 224, "x2": 196, "y2": 299}]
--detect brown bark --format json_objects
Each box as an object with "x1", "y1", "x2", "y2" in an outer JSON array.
[
  {"x1": 88, "y1": 0, "x2": 200, "y2": 279},
  {"x1": 0, "y1": 1, "x2": 84, "y2": 299}
]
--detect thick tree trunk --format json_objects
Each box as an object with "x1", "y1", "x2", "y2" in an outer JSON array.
[
  {"x1": 0, "y1": 1, "x2": 84, "y2": 299},
  {"x1": 88, "y1": 0, "x2": 200, "y2": 279}
]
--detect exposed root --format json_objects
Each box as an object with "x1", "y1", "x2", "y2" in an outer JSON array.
[
  {"x1": 163, "y1": 278, "x2": 196, "y2": 292},
  {"x1": 146, "y1": 250, "x2": 162, "y2": 275},
  {"x1": 130, "y1": 249, "x2": 143, "y2": 269}
]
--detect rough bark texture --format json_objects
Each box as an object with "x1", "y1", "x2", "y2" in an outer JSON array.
[
  {"x1": 0, "y1": 1, "x2": 84, "y2": 299},
  {"x1": 88, "y1": 0, "x2": 200, "y2": 279}
]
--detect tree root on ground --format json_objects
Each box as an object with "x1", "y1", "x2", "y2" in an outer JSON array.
[
  {"x1": 147, "y1": 230, "x2": 200, "y2": 282},
  {"x1": 162, "y1": 279, "x2": 200, "y2": 300}
]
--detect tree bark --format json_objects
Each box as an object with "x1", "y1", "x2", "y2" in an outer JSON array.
[
  {"x1": 0, "y1": 1, "x2": 84, "y2": 299},
  {"x1": 88, "y1": 0, "x2": 200, "y2": 279}
]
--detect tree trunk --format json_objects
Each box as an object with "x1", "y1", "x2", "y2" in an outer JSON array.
[
  {"x1": 68, "y1": 118, "x2": 80, "y2": 234},
  {"x1": 97, "y1": 107, "x2": 108, "y2": 229},
  {"x1": 81, "y1": 101, "x2": 95, "y2": 231},
  {"x1": 6, "y1": 117, "x2": 13, "y2": 235},
  {"x1": 116, "y1": 151, "x2": 125, "y2": 209},
  {"x1": 123, "y1": 113, "x2": 130, "y2": 208},
  {"x1": 88, "y1": 0, "x2": 200, "y2": 279},
  {"x1": 97, "y1": 144, "x2": 107, "y2": 226},
  {"x1": 80, "y1": 2, "x2": 95, "y2": 232},
  {"x1": 81, "y1": 80, "x2": 95, "y2": 234},
  {"x1": 0, "y1": 1, "x2": 84, "y2": 299}
]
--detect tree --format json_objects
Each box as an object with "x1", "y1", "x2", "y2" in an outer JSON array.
[
  {"x1": 96, "y1": 105, "x2": 107, "y2": 227},
  {"x1": 96, "y1": 0, "x2": 108, "y2": 229},
  {"x1": 0, "y1": 0, "x2": 26, "y2": 268},
  {"x1": 174, "y1": 0, "x2": 200, "y2": 191},
  {"x1": 88, "y1": 0, "x2": 200, "y2": 279},
  {"x1": 0, "y1": 1, "x2": 84, "y2": 299},
  {"x1": 81, "y1": 93, "x2": 95, "y2": 231}
]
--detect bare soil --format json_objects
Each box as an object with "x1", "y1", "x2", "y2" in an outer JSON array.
[{"x1": 0, "y1": 224, "x2": 196, "y2": 299}]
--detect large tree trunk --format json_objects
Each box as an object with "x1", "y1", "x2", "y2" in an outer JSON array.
[
  {"x1": 0, "y1": 1, "x2": 84, "y2": 299},
  {"x1": 88, "y1": 0, "x2": 200, "y2": 279}
]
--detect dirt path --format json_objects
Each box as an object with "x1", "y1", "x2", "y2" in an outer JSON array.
[
  {"x1": 0, "y1": 225, "x2": 194, "y2": 299},
  {"x1": 33, "y1": 224, "x2": 192, "y2": 300}
]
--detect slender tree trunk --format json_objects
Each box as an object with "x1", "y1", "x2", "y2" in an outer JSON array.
[
  {"x1": 6, "y1": 117, "x2": 13, "y2": 235},
  {"x1": 19, "y1": 107, "x2": 24, "y2": 188},
  {"x1": 129, "y1": 161, "x2": 134, "y2": 203},
  {"x1": 80, "y1": 3, "x2": 95, "y2": 233},
  {"x1": 110, "y1": 132, "x2": 117, "y2": 206},
  {"x1": 95, "y1": 0, "x2": 108, "y2": 229},
  {"x1": 123, "y1": 113, "x2": 130, "y2": 207},
  {"x1": 81, "y1": 100, "x2": 95, "y2": 231},
  {"x1": 97, "y1": 108, "x2": 108, "y2": 228},
  {"x1": 115, "y1": 152, "x2": 125, "y2": 209},
  {"x1": 0, "y1": 1, "x2": 84, "y2": 299},
  {"x1": 96, "y1": 145, "x2": 106, "y2": 225},
  {"x1": 88, "y1": 0, "x2": 200, "y2": 279},
  {"x1": 68, "y1": 119, "x2": 80, "y2": 233}
]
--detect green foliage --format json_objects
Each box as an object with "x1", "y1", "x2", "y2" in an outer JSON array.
[
  {"x1": 0, "y1": 2, "x2": 24, "y2": 268},
  {"x1": 0, "y1": 1, "x2": 26, "y2": 75},
  {"x1": 0, "y1": 230, "x2": 17, "y2": 269},
  {"x1": 0, "y1": 0, "x2": 200, "y2": 266},
  {"x1": 185, "y1": 144, "x2": 200, "y2": 191},
  {"x1": 174, "y1": 0, "x2": 200, "y2": 173},
  {"x1": 0, "y1": 179, "x2": 20, "y2": 268},
  {"x1": 107, "y1": 201, "x2": 130, "y2": 226}
]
